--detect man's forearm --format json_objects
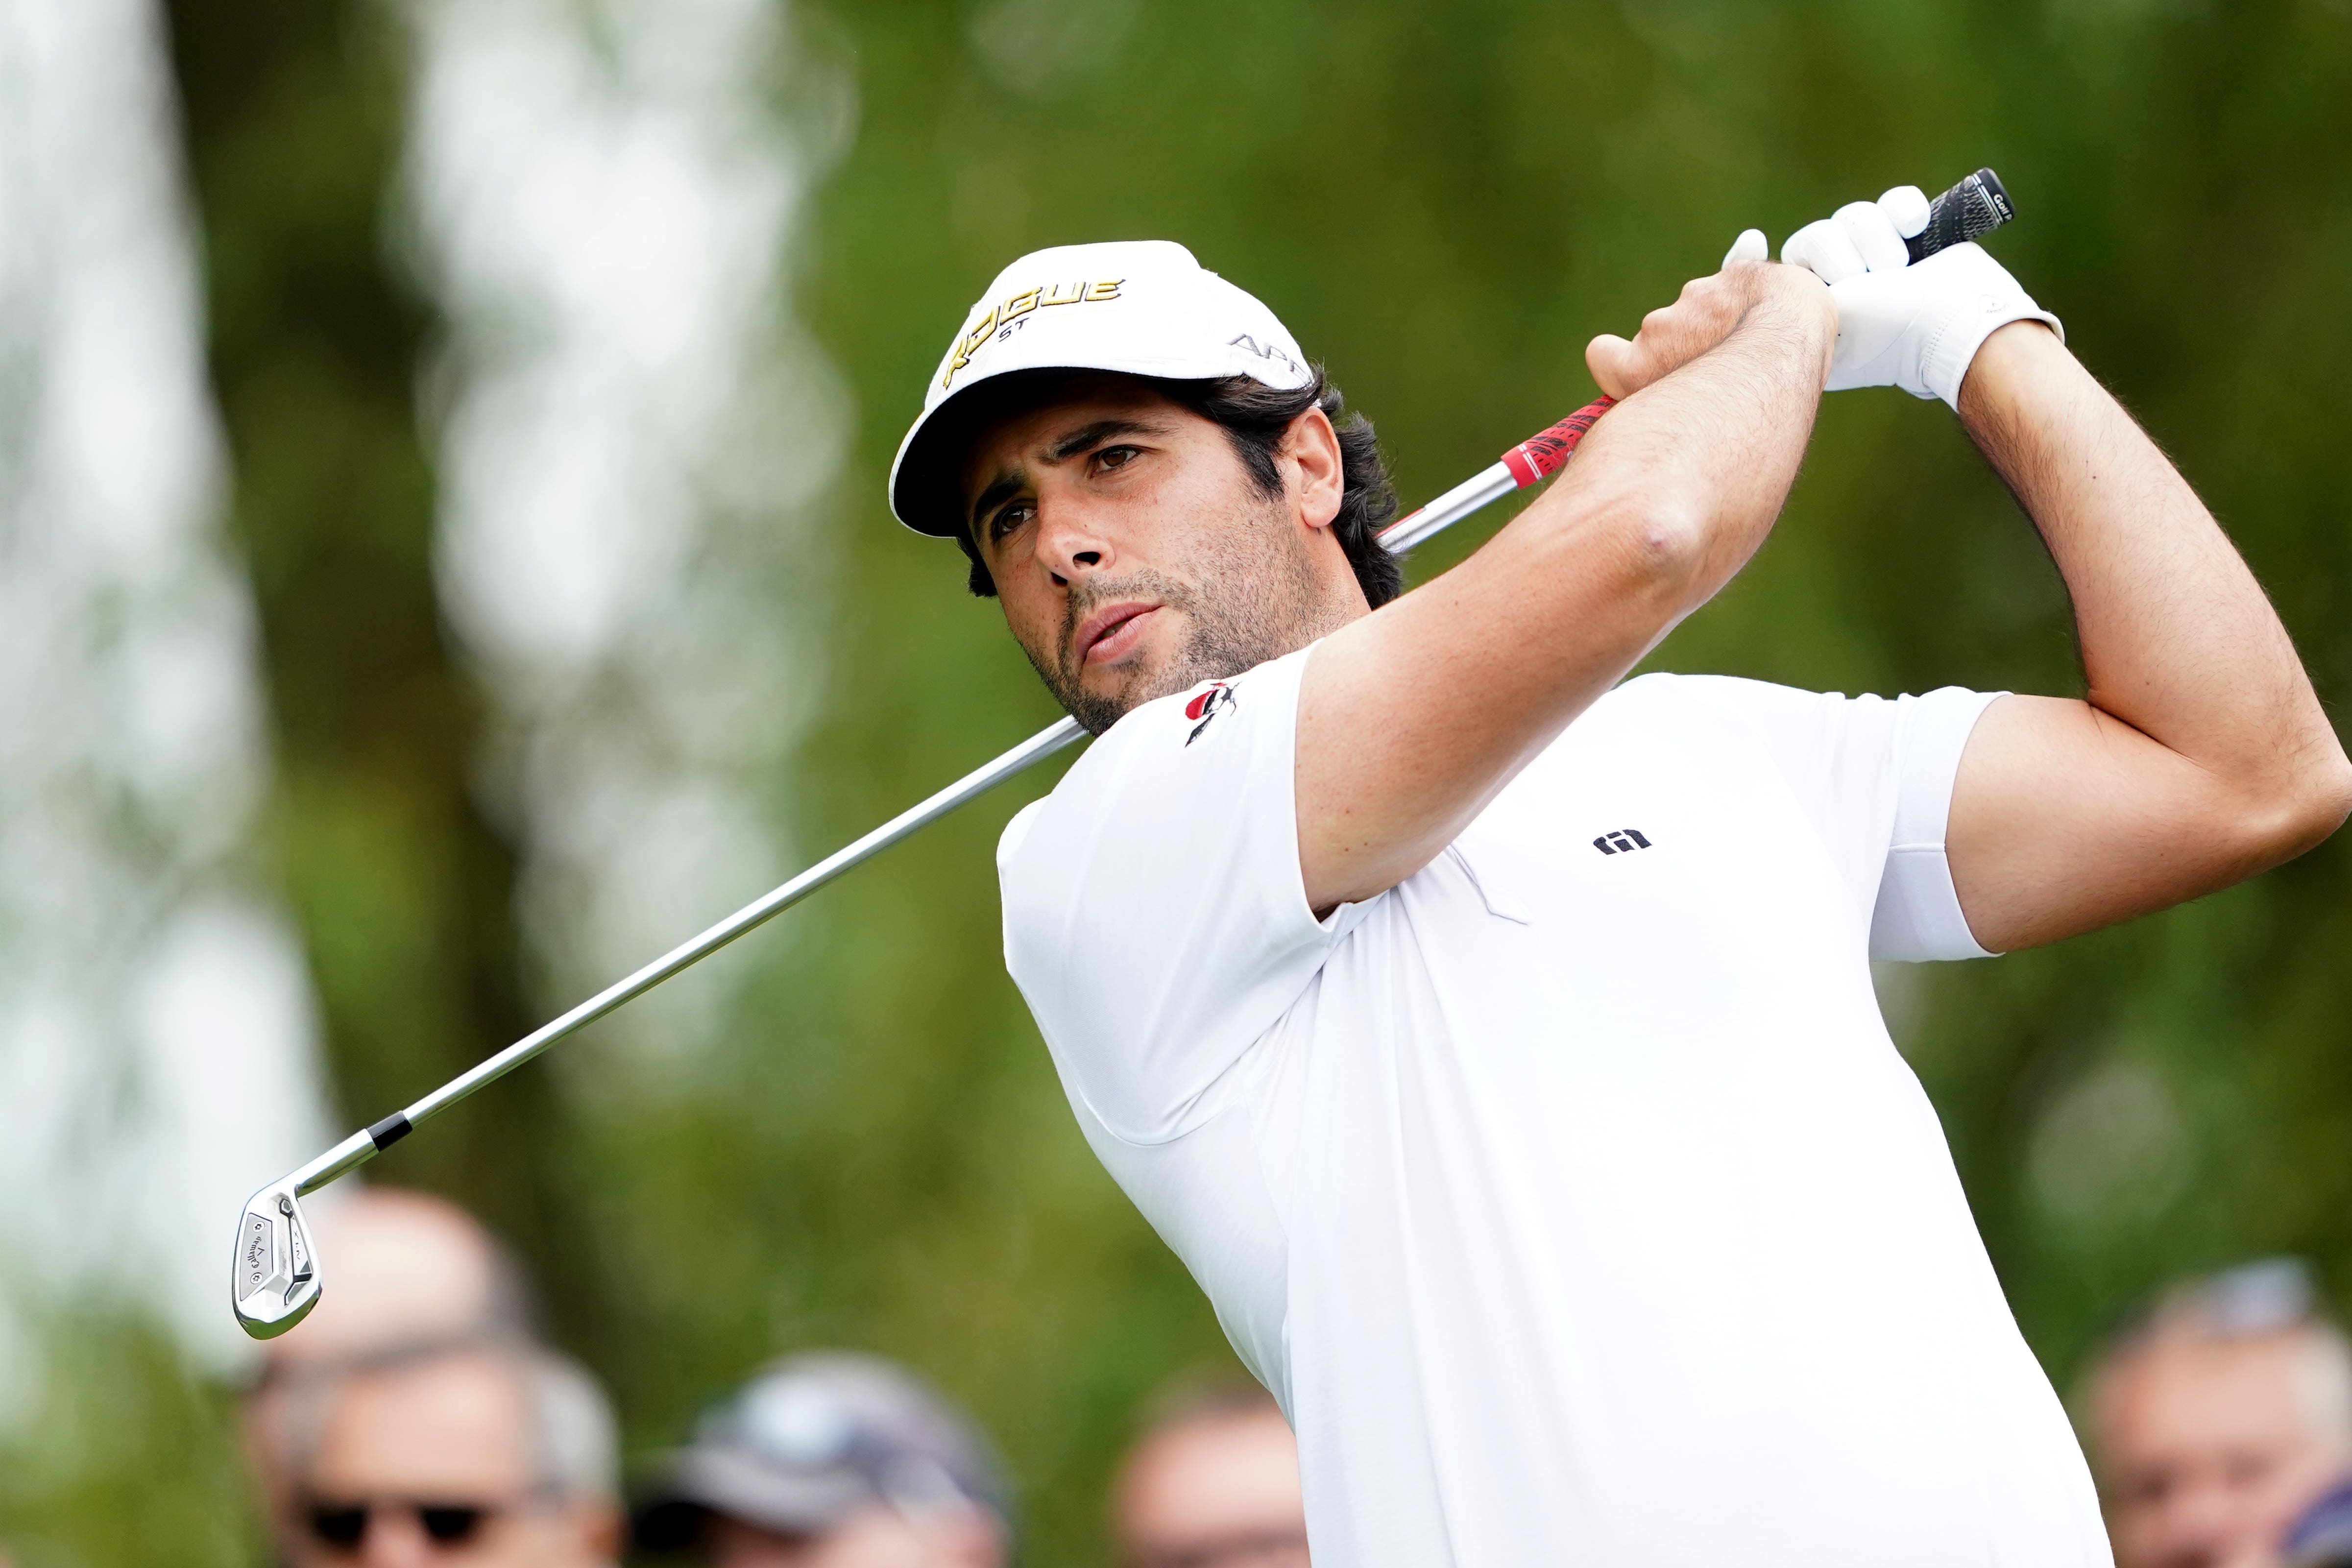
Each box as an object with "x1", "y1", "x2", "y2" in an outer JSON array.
[
  {"x1": 1959, "y1": 324, "x2": 2340, "y2": 803},
  {"x1": 1558, "y1": 266, "x2": 1837, "y2": 612},
  {"x1": 1943, "y1": 323, "x2": 2351, "y2": 947}
]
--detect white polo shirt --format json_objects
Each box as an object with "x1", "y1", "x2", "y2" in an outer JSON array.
[{"x1": 998, "y1": 646, "x2": 2112, "y2": 1567}]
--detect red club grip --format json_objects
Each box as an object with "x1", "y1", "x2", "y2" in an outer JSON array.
[{"x1": 1500, "y1": 397, "x2": 1616, "y2": 488}]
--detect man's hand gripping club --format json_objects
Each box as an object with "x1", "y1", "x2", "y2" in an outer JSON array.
[{"x1": 1783, "y1": 186, "x2": 2060, "y2": 406}]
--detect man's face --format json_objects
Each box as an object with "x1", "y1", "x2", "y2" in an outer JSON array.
[
  {"x1": 2095, "y1": 1331, "x2": 2352, "y2": 1568},
  {"x1": 291, "y1": 1352, "x2": 617, "y2": 1568},
  {"x1": 1113, "y1": 1404, "x2": 1309, "y2": 1568},
  {"x1": 958, "y1": 376, "x2": 1357, "y2": 734}
]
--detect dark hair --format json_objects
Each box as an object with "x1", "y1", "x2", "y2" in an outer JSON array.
[{"x1": 953, "y1": 368, "x2": 1403, "y2": 608}]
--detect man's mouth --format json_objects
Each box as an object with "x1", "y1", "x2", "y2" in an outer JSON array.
[{"x1": 1073, "y1": 601, "x2": 1160, "y2": 666}]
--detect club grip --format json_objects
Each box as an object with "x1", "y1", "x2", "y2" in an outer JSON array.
[
  {"x1": 1500, "y1": 397, "x2": 1615, "y2": 486},
  {"x1": 1907, "y1": 168, "x2": 2015, "y2": 263}
]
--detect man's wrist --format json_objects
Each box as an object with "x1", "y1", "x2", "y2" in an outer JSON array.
[
  {"x1": 1742, "y1": 263, "x2": 1838, "y2": 376},
  {"x1": 1956, "y1": 318, "x2": 2068, "y2": 426},
  {"x1": 1741, "y1": 259, "x2": 1832, "y2": 314}
]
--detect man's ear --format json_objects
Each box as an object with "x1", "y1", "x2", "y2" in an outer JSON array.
[{"x1": 1285, "y1": 406, "x2": 1344, "y2": 531}]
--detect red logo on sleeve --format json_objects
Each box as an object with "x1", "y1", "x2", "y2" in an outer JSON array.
[{"x1": 1184, "y1": 681, "x2": 1237, "y2": 745}]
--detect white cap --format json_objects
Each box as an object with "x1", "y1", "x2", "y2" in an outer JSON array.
[{"x1": 888, "y1": 240, "x2": 1313, "y2": 536}]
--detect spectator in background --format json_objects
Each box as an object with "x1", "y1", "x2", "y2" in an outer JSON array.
[
  {"x1": 2087, "y1": 1260, "x2": 2352, "y2": 1568},
  {"x1": 243, "y1": 1186, "x2": 538, "y2": 1554},
  {"x1": 631, "y1": 1351, "x2": 1009, "y2": 1568},
  {"x1": 272, "y1": 1338, "x2": 622, "y2": 1567},
  {"x1": 1113, "y1": 1383, "x2": 1308, "y2": 1568},
  {"x1": 259, "y1": 1187, "x2": 536, "y2": 1372}
]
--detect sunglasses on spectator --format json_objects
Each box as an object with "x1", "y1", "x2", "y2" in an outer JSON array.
[{"x1": 300, "y1": 1493, "x2": 539, "y2": 1553}]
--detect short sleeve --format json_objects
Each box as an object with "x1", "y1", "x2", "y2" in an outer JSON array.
[
  {"x1": 1672, "y1": 675, "x2": 2005, "y2": 962},
  {"x1": 997, "y1": 646, "x2": 1335, "y2": 1145}
]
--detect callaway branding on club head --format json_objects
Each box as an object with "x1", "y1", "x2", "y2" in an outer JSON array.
[{"x1": 233, "y1": 1180, "x2": 321, "y2": 1339}]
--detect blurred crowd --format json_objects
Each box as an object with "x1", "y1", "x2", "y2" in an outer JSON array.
[
  {"x1": 227, "y1": 1187, "x2": 1309, "y2": 1567},
  {"x1": 2088, "y1": 1260, "x2": 2352, "y2": 1568},
  {"x1": 60, "y1": 1184, "x2": 2343, "y2": 1567}
]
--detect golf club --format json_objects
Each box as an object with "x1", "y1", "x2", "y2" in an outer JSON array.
[{"x1": 232, "y1": 169, "x2": 2014, "y2": 1340}]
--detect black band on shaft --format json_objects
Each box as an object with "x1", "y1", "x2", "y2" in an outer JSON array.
[{"x1": 368, "y1": 1113, "x2": 413, "y2": 1151}]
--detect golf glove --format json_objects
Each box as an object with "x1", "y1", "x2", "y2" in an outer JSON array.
[{"x1": 1781, "y1": 187, "x2": 2061, "y2": 409}]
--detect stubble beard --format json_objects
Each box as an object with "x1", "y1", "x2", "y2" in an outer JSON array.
[{"x1": 1028, "y1": 507, "x2": 1335, "y2": 736}]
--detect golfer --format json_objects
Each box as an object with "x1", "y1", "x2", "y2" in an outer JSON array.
[{"x1": 886, "y1": 196, "x2": 2351, "y2": 1564}]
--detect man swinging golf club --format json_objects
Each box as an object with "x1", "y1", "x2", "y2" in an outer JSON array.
[{"x1": 886, "y1": 193, "x2": 2352, "y2": 1564}]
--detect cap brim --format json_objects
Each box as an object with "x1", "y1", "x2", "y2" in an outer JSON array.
[
  {"x1": 629, "y1": 1448, "x2": 872, "y2": 1549},
  {"x1": 888, "y1": 362, "x2": 1241, "y2": 540},
  {"x1": 889, "y1": 368, "x2": 1057, "y2": 540},
  {"x1": 891, "y1": 364, "x2": 1137, "y2": 540}
]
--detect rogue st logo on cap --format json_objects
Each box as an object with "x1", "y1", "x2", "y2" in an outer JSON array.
[
  {"x1": 889, "y1": 239, "x2": 1314, "y2": 538},
  {"x1": 942, "y1": 277, "x2": 1127, "y2": 389}
]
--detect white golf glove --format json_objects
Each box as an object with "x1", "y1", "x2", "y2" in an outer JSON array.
[{"x1": 1779, "y1": 186, "x2": 2061, "y2": 409}]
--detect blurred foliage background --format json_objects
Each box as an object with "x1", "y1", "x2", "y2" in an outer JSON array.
[{"x1": 3, "y1": 0, "x2": 2350, "y2": 1562}]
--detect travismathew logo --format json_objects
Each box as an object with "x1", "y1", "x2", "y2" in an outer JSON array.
[
  {"x1": 1593, "y1": 828, "x2": 1651, "y2": 855},
  {"x1": 1184, "y1": 682, "x2": 1237, "y2": 745}
]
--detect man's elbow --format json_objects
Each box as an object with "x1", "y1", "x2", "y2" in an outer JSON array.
[
  {"x1": 2235, "y1": 740, "x2": 2352, "y2": 868},
  {"x1": 1572, "y1": 486, "x2": 1717, "y2": 604}
]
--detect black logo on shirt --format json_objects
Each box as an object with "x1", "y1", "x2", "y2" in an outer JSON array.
[
  {"x1": 1184, "y1": 681, "x2": 1237, "y2": 745},
  {"x1": 1593, "y1": 828, "x2": 1651, "y2": 855}
]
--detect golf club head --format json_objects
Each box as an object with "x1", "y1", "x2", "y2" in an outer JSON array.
[{"x1": 232, "y1": 1179, "x2": 320, "y2": 1340}]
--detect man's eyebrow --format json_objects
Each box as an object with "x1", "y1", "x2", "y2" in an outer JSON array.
[
  {"x1": 1046, "y1": 416, "x2": 1167, "y2": 463},
  {"x1": 969, "y1": 417, "x2": 1172, "y2": 533}
]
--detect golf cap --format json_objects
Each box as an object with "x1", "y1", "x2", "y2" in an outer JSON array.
[
  {"x1": 888, "y1": 239, "x2": 1313, "y2": 537},
  {"x1": 630, "y1": 1352, "x2": 1009, "y2": 1550}
]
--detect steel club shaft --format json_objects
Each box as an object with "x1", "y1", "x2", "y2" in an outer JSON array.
[
  {"x1": 235, "y1": 396, "x2": 1617, "y2": 1337},
  {"x1": 253, "y1": 396, "x2": 1619, "y2": 1256},
  {"x1": 238, "y1": 163, "x2": 2022, "y2": 1338}
]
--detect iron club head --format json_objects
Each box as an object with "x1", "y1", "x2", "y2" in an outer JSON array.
[{"x1": 232, "y1": 1178, "x2": 321, "y2": 1340}]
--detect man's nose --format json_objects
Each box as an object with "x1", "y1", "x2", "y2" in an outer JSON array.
[
  {"x1": 359, "y1": 1509, "x2": 436, "y2": 1568},
  {"x1": 2152, "y1": 1481, "x2": 2257, "y2": 1568},
  {"x1": 1033, "y1": 498, "x2": 1114, "y2": 585}
]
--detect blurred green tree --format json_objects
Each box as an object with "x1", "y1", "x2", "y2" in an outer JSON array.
[{"x1": 158, "y1": 0, "x2": 611, "y2": 1354}]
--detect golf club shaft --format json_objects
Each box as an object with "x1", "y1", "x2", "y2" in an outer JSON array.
[
  {"x1": 279, "y1": 163, "x2": 2022, "y2": 1197},
  {"x1": 284, "y1": 399, "x2": 1620, "y2": 1197},
  {"x1": 288, "y1": 714, "x2": 1089, "y2": 1191}
]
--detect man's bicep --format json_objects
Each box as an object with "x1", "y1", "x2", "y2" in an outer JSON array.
[{"x1": 1946, "y1": 694, "x2": 2275, "y2": 952}]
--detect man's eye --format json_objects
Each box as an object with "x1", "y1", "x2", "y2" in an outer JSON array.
[
  {"x1": 1095, "y1": 444, "x2": 1141, "y2": 471},
  {"x1": 990, "y1": 501, "x2": 1035, "y2": 541}
]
